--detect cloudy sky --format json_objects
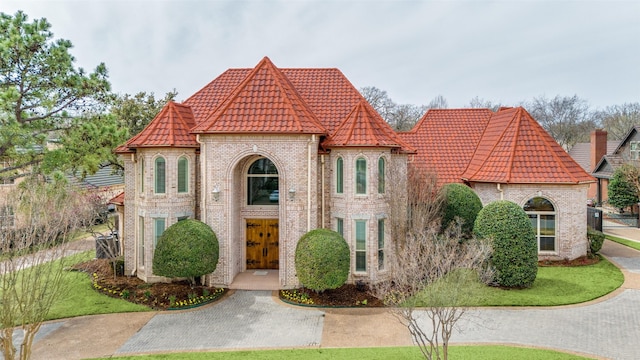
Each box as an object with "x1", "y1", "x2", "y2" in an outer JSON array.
[{"x1": 3, "y1": 0, "x2": 639, "y2": 109}]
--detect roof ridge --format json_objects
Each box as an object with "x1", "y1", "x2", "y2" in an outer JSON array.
[
  {"x1": 504, "y1": 108, "x2": 523, "y2": 182},
  {"x1": 460, "y1": 110, "x2": 494, "y2": 179},
  {"x1": 528, "y1": 108, "x2": 581, "y2": 183}
]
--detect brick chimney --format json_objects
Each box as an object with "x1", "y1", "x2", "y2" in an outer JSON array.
[{"x1": 591, "y1": 129, "x2": 607, "y2": 171}]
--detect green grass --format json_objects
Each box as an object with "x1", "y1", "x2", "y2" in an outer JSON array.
[
  {"x1": 46, "y1": 251, "x2": 150, "y2": 320},
  {"x1": 102, "y1": 346, "x2": 591, "y2": 359},
  {"x1": 414, "y1": 257, "x2": 623, "y2": 307},
  {"x1": 605, "y1": 234, "x2": 640, "y2": 251}
]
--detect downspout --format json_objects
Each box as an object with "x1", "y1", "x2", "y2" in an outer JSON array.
[
  {"x1": 497, "y1": 183, "x2": 504, "y2": 200},
  {"x1": 196, "y1": 134, "x2": 206, "y2": 224},
  {"x1": 307, "y1": 135, "x2": 314, "y2": 231},
  {"x1": 321, "y1": 154, "x2": 325, "y2": 228},
  {"x1": 131, "y1": 153, "x2": 137, "y2": 276}
]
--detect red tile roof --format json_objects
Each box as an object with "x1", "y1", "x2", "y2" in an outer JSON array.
[
  {"x1": 322, "y1": 100, "x2": 415, "y2": 152},
  {"x1": 461, "y1": 107, "x2": 595, "y2": 184},
  {"x1": 191, "y1": 57, "x2": 326, "y2": 134},
  {"x1": 400, "y1": 109, "x2": 494, "y2": 184},
  {"x1": 124, "y1": 101, "x2": 198, "y2": 148},
  {"x1": 109, "y1": 192, "x2": 125, "y2": 205},
  {"x1": 184, "y1": 67, "x2": 363, "y2": 134}
]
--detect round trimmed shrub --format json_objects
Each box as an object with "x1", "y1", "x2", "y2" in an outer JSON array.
[
  {"x1": 474, "y1": 200, "x2": 538, "y2": 288},
  {"x1": 153, "y1": 219, "x2": 219, "y2": 281},
  {"x1": 295, "y1": 229, "x2": 350, "y2": 292},
  {"x1": 587, "y1": 228, "x2": 605, "y2": 256},
  {"x1": 441, "y1": 183, "x2": 483, "y2": 237}
]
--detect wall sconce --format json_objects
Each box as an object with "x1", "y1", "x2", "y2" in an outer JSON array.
[
  {"x1": 288, "y1": 187, "x2": 296, "y2": 201},
  {"x1": 212, "y1": 185, "x2": 221, "y2": 202}
]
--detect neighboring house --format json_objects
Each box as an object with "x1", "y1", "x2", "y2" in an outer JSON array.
[
  {"x1": 592, "y1": 126, "x2": 640, "y2": 205},
  {"x1": 568, "y1": 129, "x2": 618, "y2": 204},
  {"x1": 113, "y1": 57, "x2": 595, "y2": 288}
]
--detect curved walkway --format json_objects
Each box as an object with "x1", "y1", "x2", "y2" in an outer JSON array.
[{"x1": 30, "y1": 239, "x2": 640, "y2": 360}]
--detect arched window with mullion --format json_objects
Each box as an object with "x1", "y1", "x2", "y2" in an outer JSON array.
[
  {"x1": 247, "y1": 158, "x2": 279, "y2": 205},
  {"x1": 524, "y1": 197, "x2": 556, "y2": 252},
  {"x1": 154, "y1": 157, "x2": 166, "y2": 194},
  {"x1": 355, "y1": 157, "x2": 367, "y2": 195}
]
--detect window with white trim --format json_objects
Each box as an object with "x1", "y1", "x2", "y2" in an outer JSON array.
[
  {"x1": 631, "y1": 141, "x2": 640, "y2": 160},
  {"x1": 336, "y1": 218, "x2": 344, "y2": 236},
  {"x1": 153, "y1": 218, "x2": 165, "y2": 247},
  {"x1": 247, "y1": 158, "x2": 279, "y2": 205},
  {"x1": 524, "y1": 197, "x2": 556, "y2": 252},
  {"x1": 138, "y1": 216, "x2": 145, "y2": 266},
  {"x1": 177, "y1": 156, "x2": 188, "y2": 193},
  {"x1": 154, "y1": 157, "x2": 166, "y2": 194},
  {"x1": 336, "y1": 157, "x2": 344, "y2": 194},
  {"x1": 378, "y1": 157, "x2": 385, "y2": 194},
  {"x1": 355, "y1": 157, "x2": 367, "y2": 195},
  {"x1": 355, "y1": 220, "x2": 367, "y2": 272},
  {"x1": 139, "y1": 157, "x2": 144, "y2": 194}
]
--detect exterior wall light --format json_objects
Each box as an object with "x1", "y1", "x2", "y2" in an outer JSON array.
[
  {"x1": 288, "y1": 187, "x2": 296, "y2": 201},
  {"x1": 212, "y1": 185, "x2": 221, "y2": 202}
]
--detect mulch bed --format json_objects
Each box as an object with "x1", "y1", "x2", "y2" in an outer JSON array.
[
  {"x1": 72, "y1": 258, "x2": 225, "y2": 310},
  {"x1": 538, "y1": 255, "x2": 600, "y2": 267},
  {"x1": 282, "y1": 284, "x2": 384, "y2": 307}
]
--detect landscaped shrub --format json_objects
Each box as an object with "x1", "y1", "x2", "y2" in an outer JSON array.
[
  {"x1": 153, "y1": 219, "x2": 219, "y2": 284},
  {"x1": 440, "y1": 183, "x2": 483, "y2": 237},
  {"x1": 474, "y1": 200, "x2": 538, "y2": 288},
  {"x1": 587, "y1": 228, "x2": 605, "y2": 256},
  {"x1": 295, "y1": 229, "x2": 350, "y2": 292}
]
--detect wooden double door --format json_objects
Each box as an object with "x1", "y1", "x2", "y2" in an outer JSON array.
[{"x1": 246, "y1": 219, "x2": 279, "y2": 269}]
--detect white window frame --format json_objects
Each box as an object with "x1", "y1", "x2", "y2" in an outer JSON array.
[
  {"x1": 355, "y1": 157, "x2": 367, "y2": 195},
  {"x1": 336, "y1": 157, "x2": 344, "y2": 194},
  {"x1": 355, "y1": 220, "x2": 367, "y2": 272},
  {"x1": 177, "y1": 156, "x2": 189, "y2": 194},
  {"x1": 154, "y1": 156, "x2": 166, "y2": 194}
]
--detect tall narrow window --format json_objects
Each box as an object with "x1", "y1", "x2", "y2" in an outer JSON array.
[
  {"x1": 336, "y1": 157, "x2": 344, "y2": 194},
  {"x1": 378, "y1": 219, "x2": 385, "y2": 270},
  {"x1": 138, "y1": 216, "x2": 145, "y2": 266},
  {"x1": 154, "y1": 157, "x2": 166, "y2": 194},
  {"x1": 153, "y1": 218, "x2": 165, "y2": 247},
  {"x1": 378, "y1": 157, "x2": 385, "y2": 194},
  {"x1": 524, "y1": 197, "x2": 556, "y2": 252},
  {"x1": 177, "y1": 156, "x2": 188, "y2": 193},
  {"x1": 139, "y1": 157, "x2": 144, "y2": 194},
  {"x1": 0, "y1": 206, "x2": 14, "y2": 227},
  {"x1": 336, "y1": 218, "x2": 344, "y2": 236},
  {"x1": 356, "y1": 157, "x2": 367, "y2": 194},
  {"x1": 355, "y1": 220, "x2": 366, "y2": 272}
]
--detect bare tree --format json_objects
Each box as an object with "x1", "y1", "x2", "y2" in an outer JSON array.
[
  {"x1": 594, "y1": 102, "x2": 640, "y2": 141},
  {"x1": 360, "y1": 86, "x2": 396, "y2": 121},
  {"x1": 0, "y1": 178, "x2": 94, "y2": 360},
  {"x1": 426, "y1": 95, "x2": 448, "y2": 110},
  {"x1": 525, "y1": 95, "x2": 596, "y2": 150},
  {"x1": 375, "y1": 164, "x2": 494, "y2": 360},
  {"x1": 468, "y1": 96, "x2": 502, "y2": 112},
  {"x1": 359, "y1": 86, "x2": 427, "y2": 131},
  {"x1": 389, "y1": 103, "x2": 427, "y2": 131}
]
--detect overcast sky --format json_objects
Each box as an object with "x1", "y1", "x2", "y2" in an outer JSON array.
[{"x1": 3, "y1": 0, "x2": 639, "y2": 109}]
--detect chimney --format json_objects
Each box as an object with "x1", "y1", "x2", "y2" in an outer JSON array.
[{"x1": 591, "y1": 129, "x2": 607, "y2": 171}]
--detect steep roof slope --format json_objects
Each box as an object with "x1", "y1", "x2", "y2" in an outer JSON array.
[
  {"x1": 462, "y1": 107, "x2": 595, "y2": 184},
  {"x1": 399, "y1": 109, "x2": 494, "y2": 184},
  {"x1": 191, "y1": 57, "x2": 326, "y2": 134},
  {"x1": 323, "y1": 100, "x2": 415, "y2": 152},
  {"x1": 123, "y1": 101, "x2": 198, "y2": 149},
  {"x1": 184, "y1": 65, "x2": 363, "y2": 134}
]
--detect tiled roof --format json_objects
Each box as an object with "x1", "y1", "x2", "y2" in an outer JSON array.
[
  {"x1": 322, "y1": 100, "x2": 415, "y2": 152},
  {"x1": 191, "y1": 57, "x2": 326, "y2": 135},
  {"x1": 462, "y1": 107, "x2": 595, "y2": 184},
  {"x1": 568, "y1": 141, "x2": 618, "y2": 172},
  {"x1": 184, "y1": 67, "x2": 363, "y2": 134},
  {"x1": 399, "y1": 108, "x2": 494, "y2": 184},
  {"x1": 109, "y1": 192, "x2": 124, "y2": 205},
  {"x1": 125, "y1": 101, "x2": 198, "y2": 148},
  {"x1": 593, "y1": 154, "x2": 626, "y2": 179}
]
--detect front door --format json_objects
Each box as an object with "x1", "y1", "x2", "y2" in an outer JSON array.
[{"x1": 246, "y1": 219, "x2": 279, "y2": 269}]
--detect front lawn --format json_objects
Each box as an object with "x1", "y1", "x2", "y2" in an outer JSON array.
[
  {"x1": 47, "y1": 251, "x2": 150, "y2": 320},
  {"x1": 605, "y1": 235, "x2": 640, "y2": 251},
  {"x1": 413, "y1": 256, "x2": 623, "y2": 307},
  {"x1": 102, "y1": 345, "x2": 591, "y2": 360}
]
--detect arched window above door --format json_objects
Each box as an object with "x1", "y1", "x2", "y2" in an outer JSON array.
[{"x1": 247, "y1": 158, "x2": 279, "y2": 205}]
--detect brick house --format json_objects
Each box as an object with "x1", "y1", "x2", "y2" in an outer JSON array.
[{"x1": 113, "y1": 57, "x2": 594, "y2": 288}]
